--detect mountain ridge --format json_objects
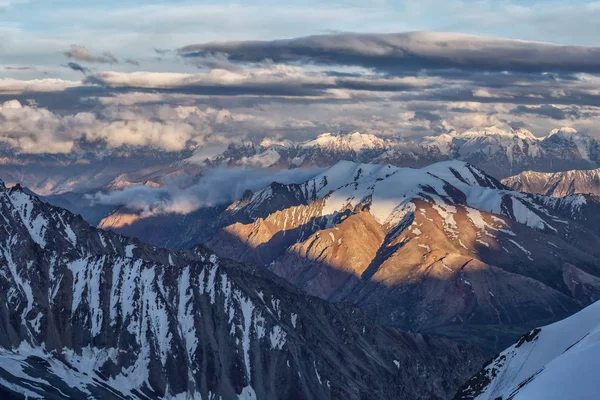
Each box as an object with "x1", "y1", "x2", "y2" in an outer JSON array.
[
  {"x1": 197, "y1": 160, "x2": 600, "y2": 351},
  {"x1": 0, "y1": 177, "x2": 483, "y2": 399},
  {"x1": 502, "y1": 168, "x2": 600, "y2": 197},
  {"x1": 2, "y1": 125, "x2": 600, "y2": 196}
]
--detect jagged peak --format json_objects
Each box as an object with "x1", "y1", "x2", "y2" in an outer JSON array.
[
  {"x1": 513, "y1": 127, "x2": 538, "y2": 140},
  {"x1": 9, "y1": 183, "x2": 23, "y2": 192}
]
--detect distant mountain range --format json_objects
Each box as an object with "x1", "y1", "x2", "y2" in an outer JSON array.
[
  {"x1": 2, "y1": 126, "x2": 600, "y2": 196},
  {"x1": 195, "y1": 126, "x2": 600, "y2": 180},
  {"x1": 0, "y1": 179, "x2": 481, "y2": 399}
]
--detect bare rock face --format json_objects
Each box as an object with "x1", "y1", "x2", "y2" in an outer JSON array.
[
  {"x1": 204, "y1": 160, "x2": 600, "y2": 352},
  {"x1": 0, "y1": 180, "x2": 482, "y2": 399},
  {"x1": 502, "y1": 168, "x2": 600, "y2": 197}
]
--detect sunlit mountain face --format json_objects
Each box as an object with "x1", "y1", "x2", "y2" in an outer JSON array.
[{"x1": 3, "y1": 1, "x2": 600, "y2": 398}]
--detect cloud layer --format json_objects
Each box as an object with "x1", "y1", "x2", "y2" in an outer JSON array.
[
  {"x1": 0, "y1": 99, "x2": 245, "y2": 153},
  {"x1": 179, "y1": 32, "x2": 600, "y2": 74},
  {"x1": 3, "y1": 31, "x2": 600, "y2": 153},
  {"x1": 88, "y1": 166, "x2": 324, "y2": 216}
]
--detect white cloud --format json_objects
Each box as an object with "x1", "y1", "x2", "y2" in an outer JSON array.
[
  {"x1": 88, "y1": 166, "x2": 325, "y2": 216},
  {"x1": 0, "y1": 99, "x2": 242, "y2": 153},
  {"x1": 0, "y1": 78, "x2": 82, "y2": 94},
  {"x1": 88, "y1": 65, "x2": 336, "y2": 88},
  {"x1": 472, "y1": 88, "x2": 506, "y2": 98}
]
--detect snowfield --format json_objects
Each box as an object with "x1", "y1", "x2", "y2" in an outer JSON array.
[{"x1": 457, "y1": 299, "x2": 600, "y2": 399}]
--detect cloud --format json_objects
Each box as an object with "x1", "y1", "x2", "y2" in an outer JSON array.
[
  {"x1": 64, "y1": 62, "x2": 91, "y2": 75},
  {"x1": 184, "y1": 51, "x2": 240, "y2": 71},
  {"x1": 472, "y1": 88, "x2": 512, "y2": 99},
  {"x1": 88, "y1": 166, "x2": 325, "y2": 216},
  {"x1": 86, "y1": 67, "x2": 332, "y2": 89},
  {"x1": 179, "y1": 32, "x2": 600, "y2": 74},
  {"x1": 83, "y1": 67, "x2": 441, "y2": 100},
  {"x1": 5, "y1": 31, "x2": 600, "y2": 148},
  {"x1": 0, "y1": 99, "x2": 248, "y2": 154},
  {"x1": 0, "y1": 99, "x2": 87, "y2": 153},
  {"x1": 124, "y1": 58, "x2": 140, "y2": 66},
  {"x1": 511, "y1": 104, "x2": 582, "y2": 120},
  {"x1": 410, "y1": 110, "x2": 442, "y2": 122},
  {"x1": 4, "y1": 66, "x2": 34, "y2": 71},
  {"x1": 64, "y1": 45, "x2": 119, "y2": 64},
  {"x1": 0, "y1": 78, "x2": 81, "y2": 94}
]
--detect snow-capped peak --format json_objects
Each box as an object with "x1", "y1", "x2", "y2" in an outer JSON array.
[
  {"x1": 513, "y1": 128, "x2": 538, "y2": 141},
  {"x1": 459, "y1": 126, "x2": 538, "y2": 141},
  {"x1": 546, "y1": 127, "x2": 595, "y2": 160},
  {"x1": 259, "y1": 138, "x2": 294, "y2": 148},
  {"x1": 0, "y1": 174, "x2": 477, "y2": 400},
  {"x1": 548, "y1": 126, "x2": 580, "y2": 139},
  {"x1": 300, "y1": 132, "x2": 385, "y2": 152}
]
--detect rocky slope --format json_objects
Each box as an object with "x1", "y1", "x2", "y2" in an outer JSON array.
[
  {"x1": 455, "y1": 299, "x2": 600, "y2": 399},
  {"x1": 198, "y1": 160, "x2": 600, "y2": 352},
  {"x1": 0, "y1": 179, "x2": 482, "y2": 399},
  {"x1": 502, "y1": 168, "x2": 600, "y2": 197}
]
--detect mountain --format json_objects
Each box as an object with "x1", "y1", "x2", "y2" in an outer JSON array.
[
  {"x1": 455, "y1": 299, "x2": 600, "y2": 399},
  {"x1": 4, "y1": 126, "x2": 600, "y2": 199},
  {"x1": 43, "y1": 126, "x2": 600, "y2": 238},
  {"x1": 0, "y1": 144, "x2": 194, "y2": 195},
  {"x1": 0, "y1": 180, "x2": 482, "y2": 399},
  {"x1": 190, "y1": 127, "x2": 600, "y2": 179},
  {"x1": 502, "y1": 168, "x2": 600, "y2": 197},
  {"x1": 198, "y1": 160, "x2": 600, "y2": 351}
]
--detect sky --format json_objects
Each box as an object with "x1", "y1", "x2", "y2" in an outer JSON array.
[{"x1": 2, "y1": 0, "x2": 600, "y2": 154}]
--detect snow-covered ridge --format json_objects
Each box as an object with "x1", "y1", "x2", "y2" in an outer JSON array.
[
  {"x1": 207, "y1": 156, "x2": 600, "y2": 355},
  {"x1": 183, "y1": 126, "x2": 599, "y2": 181},
  {"x1": 457, "y1": 299, "x2": 600, "y2": 399},
  {"x1": 246, "y1": 159, "x2": 556, "y2": 232}
]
